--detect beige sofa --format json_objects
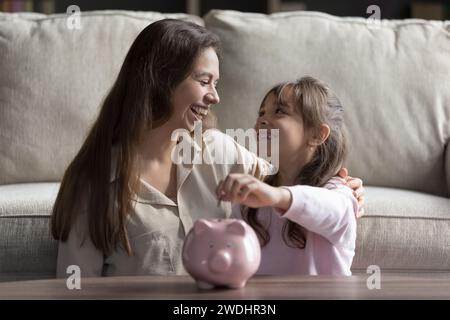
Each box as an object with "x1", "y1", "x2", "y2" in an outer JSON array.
[{"x1": 0, "y1": 10, "x2": 449, "y2": 282}]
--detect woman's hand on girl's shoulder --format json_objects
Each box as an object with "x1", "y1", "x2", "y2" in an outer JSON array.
[
  {"x1": 216, "y1": 173, "x2": 291, "y2": 210},
  {"x1": 338, "y1": 168, "x2": 365, "y2": 218}
]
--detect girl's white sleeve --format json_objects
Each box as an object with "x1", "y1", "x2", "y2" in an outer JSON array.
[
  {"x1": 56, "y1": 213, "x2": 104, "y2": 278},
  {"x1": 278, "y1": 180, "x2": 358, "y2": 249}
]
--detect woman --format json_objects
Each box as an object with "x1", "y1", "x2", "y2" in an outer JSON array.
[{"x1": 51, "y1": 19, "x2": 364, "y2": 277}]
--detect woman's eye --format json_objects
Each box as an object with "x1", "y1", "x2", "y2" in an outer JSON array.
[{"x1": 200, "y1": 80, "x2": 209, "y2": 86}]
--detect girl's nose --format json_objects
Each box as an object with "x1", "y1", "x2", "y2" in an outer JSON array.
[{"x1": 205, "y1": 91, "x2": 220, "y2": 105}]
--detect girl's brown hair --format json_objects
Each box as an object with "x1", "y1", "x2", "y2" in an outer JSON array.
[
  {"x1": 51, "y1": 19, "x2": 221, "y2": 256},
  {"x1": 242, "y1": 76, "x2": 347, "y2": 249}
]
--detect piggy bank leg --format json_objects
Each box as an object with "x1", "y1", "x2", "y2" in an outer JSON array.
[
  {"x1": 197, "y1": 280, "x2": 215, "y2": 290},
  {"x1": 228, "y1": 281, "x2": 246, "y2": 289}
]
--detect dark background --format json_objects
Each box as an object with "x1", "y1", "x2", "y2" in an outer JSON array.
[
  {"x1": 1, "y1": 0, "x2": 449, "y2": 19},
  {"x1": 51, "y1": 0, "x2": 448, "y2": 19}
]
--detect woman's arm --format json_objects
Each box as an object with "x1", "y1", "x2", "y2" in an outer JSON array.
[
  {"x1": 338, "y1": 168, "x2": 365, "y2": 218},
  {"x1": 203, "y1": 129, "x2": 274, "y2": 180},
  {"x1": 205, "y1": 130, "x2": 364, "y2": 217}
]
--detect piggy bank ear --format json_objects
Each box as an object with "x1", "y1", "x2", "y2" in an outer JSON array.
[
  {"x1": 193, "y1": 219, "x2": 212, "y2": 236},
  {"x1": 226, "y1": 220, "x2": 246, "y2": 236}
]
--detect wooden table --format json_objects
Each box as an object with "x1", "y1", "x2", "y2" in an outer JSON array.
[{"x1": 0, "y1": 273, "x2": 449, "y2": 300}]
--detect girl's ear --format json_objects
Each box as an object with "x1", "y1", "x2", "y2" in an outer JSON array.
[{"x1": 309, "y1": 124, "x2": 331, "y2": 146}]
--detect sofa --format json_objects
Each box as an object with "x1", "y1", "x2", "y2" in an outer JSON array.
[{"x1": 0, "y1": 9, "x2": 449, "y2": 282}]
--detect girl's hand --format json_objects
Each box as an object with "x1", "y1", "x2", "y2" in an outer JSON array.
[
  {"x1": 216, "y1": 173, "x2": 292, "y2": 210},
  {"x1": 338, "y1": 168, "x2": 365, "y2": 218}
]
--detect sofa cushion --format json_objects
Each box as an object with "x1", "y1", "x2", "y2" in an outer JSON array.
[
  {"x1": 205, "y1": 10, "x2": 450, "y2": 196},
  {"x1": 1, "y1": 183, "x2": 449, "y2": 282},
  {"x1": 446, "y1": 144, "x2": 450, "y2": 195},
  {"x1": 0, "y1": 11, "x2": 203, "y2": 185},
  {"x1": 0, "y1": 183, "x2": 59, "y2": 282},
  {"x1": 353, "y1": 187, "x2": 450, "y2": 272}
]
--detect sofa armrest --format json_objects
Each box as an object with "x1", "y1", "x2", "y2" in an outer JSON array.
[{"x1": 446, "y1": 143, "x2": 450, "y2": 197}]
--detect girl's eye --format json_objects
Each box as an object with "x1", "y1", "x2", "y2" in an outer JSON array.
[
  {"x1": 200, "y1": 80, "x2": 209, "y2": 86},
  {"x1": 275, "y1": 107, "x2": 286, "y2": 114}
]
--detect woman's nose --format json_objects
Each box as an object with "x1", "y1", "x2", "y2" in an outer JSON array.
[{"x1": 205, "y1": 91, "x2": 220, "y2": 105}]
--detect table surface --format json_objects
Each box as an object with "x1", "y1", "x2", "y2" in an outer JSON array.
[{"x1": 0, "y1": 273, "x2": 449, "y2": 300}]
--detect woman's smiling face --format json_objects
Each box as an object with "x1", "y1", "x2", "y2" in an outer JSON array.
[{"x1": 169, "y1": 47, "x2": 220, "y2": 132}]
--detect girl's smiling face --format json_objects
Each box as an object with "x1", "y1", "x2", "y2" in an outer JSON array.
[
  {"x1": 169, "y1": 47, "x2": 220, "y2": 132},
  {"x1": 255, "y1": 86, "x2": 314, "y2": 169}
]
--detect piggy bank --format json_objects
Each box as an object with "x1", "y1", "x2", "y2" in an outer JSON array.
[{"x1": 182, "y1": 218, "x2": 261, "y2": 289}]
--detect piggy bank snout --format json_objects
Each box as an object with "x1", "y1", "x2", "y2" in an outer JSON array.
[{"x1": 209, "y1": 250, "x2": 232, "y2": 273}]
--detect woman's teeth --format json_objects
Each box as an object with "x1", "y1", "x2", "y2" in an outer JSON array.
[{"x1": 191, "y1": 105, "x2": 208, "y2": 118}]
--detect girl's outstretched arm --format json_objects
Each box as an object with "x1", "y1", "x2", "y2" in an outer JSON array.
[
  {"x1": 217, "y1": 174, "x2": 357, "y2": 248},
  {"x1": 216, "y1": 173, "x2": 291, "y2": 210},
  {"x1": 276, "y1": 181, "x2": 358, "y2": 248}
]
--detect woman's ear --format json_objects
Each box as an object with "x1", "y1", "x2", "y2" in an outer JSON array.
[{"x1": 309, "y1": 124, "x2": 330, "y2": 146}]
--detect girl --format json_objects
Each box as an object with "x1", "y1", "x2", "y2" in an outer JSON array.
[{"x1": 217, "y1": 77, "x2": 359, "y2": 275}]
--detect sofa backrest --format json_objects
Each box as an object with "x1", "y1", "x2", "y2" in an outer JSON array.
[
  {"x1": 1, "y1": 10, "x2": 449, "y2": 197},
  {"x1": 0, "y1": 10, "x2": 202, "y2": 185},
  {"x1": 205, "y1": 10, "x2": 450, "y2": 196}
]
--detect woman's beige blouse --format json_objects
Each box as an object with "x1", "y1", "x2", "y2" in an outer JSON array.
[{"x1": 56, "y1": 129, "x2": 272, "y2": 278}]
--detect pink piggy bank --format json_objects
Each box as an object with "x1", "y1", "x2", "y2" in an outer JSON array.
[{"x1": 182, "y1": 218, "x2": 261, "y2": 289}]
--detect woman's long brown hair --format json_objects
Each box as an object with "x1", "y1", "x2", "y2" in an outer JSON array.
[
  {"x1": 242, "y1": 76, "x2": 348, "y2": 249},
  {"x1": 51, "y1": 19, "x2": 221, "y2": 256}
]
